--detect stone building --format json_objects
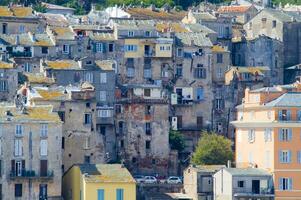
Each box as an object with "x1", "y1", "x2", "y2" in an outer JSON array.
[
  {"x1": 0, "y1": 60, "x2": 18, "y2": 102},
  {"x1": 0, "y1": 104, "x2": 62, "y2": 199},
  {"x1": 171, "y1": 32, "x2": 214, "y2": 159},
  {"x1": 244, "y1": 9, "x2": 301, "y2": 68},
  {"x1": 232, "y1": 35, "x2": 284, "y2": 85},
  {"x1": 217, "y1": 5, "x2": 258, "y2": 24}
]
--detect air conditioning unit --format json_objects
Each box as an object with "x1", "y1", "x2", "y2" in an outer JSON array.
[{"x1": 172, "y1": 117, "x2": 178, "y2": 130}]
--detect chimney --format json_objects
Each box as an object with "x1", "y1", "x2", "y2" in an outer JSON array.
[{"x1": 227, "y1": 160, "x2": 231, "y2": 168}]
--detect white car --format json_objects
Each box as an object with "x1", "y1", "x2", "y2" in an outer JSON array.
[
  {"x1": 144, "y1": 176, "x2": 157, "y2": 184},
  {"x1": 133, "y1": 175, "x2": 145, "y2": 183},
  {"x1": 167, "y1": 176, "x2": 182, "y2": 184}
]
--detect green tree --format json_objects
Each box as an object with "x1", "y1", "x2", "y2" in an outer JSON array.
[
  {"x1": 169, "y1": 130, "x2": 185, "y2": 152},
  {"x1": 191, "y1": 132, "x2": 233, "y2": 165}
]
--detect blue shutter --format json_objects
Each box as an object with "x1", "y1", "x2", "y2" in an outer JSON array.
[
  {"x1": 120, "y1": 45, "x2": 124, "y2": 52},
  {"x1": 298, "y1": 111, "x2": 301, "y2": 121},
  {"x1": 298, "y1": 151, "x2": 301, "y2": 163},
  {"x1": 289, "y1": 178, "x2": 293, "y2": 190},
  {"x1": 98, "y1": 189, "x2": 104, "y2": 200},
  {"x1": 279, "y1": 178, "x2": 283, "y2": 190},
  {"x1": 102, "y1": 43, "x2": 107, "y2": 53},
  {"x1": 278, "y1": 129, "x2": 283, "y2": 141},
  {"x1": 278, "y1": 110, "x2": 282, "y2": 120},
  {"x1": 196, "y1": 88, "x2": 204, "y2": 101},
  {"x1": 133, "y1": 45, "x2": 138, "y2": 51},
  {"x1": 287, "y1": 110, "x2": 291, "y2": 120},
  {"x1": 288, "y1": 129, "x2": 292, "y2": 141},
  {"x1": 93, "y1": 43, "x2": 96, "y2": 53},
  {"x1": 288, "y1": 150, "x2": 291, "y2": 163},
  {"x1": 279, "y1": 150, "x2": 283, "y2": 163},
  {"x1": 116, "y1": 189, "x2": 124, "y2": 200}
]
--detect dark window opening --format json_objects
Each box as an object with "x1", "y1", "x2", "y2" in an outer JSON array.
[
  {"x1": 15, "y1": 184, "x2": 22, "y2": 197},
  {"x1": 146, "y1": 141, "x2": 151, "y2": 150}
]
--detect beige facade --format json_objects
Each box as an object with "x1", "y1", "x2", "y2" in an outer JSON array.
[{"x1": 0, "y1": 104, "x2": 62, "y2": 200}]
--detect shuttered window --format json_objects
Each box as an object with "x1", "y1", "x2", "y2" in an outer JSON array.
[
  {"x1": 14, "y1": 139, "x2": 23, "y2": 156},
  {"x1": 97, "y1": 189, "x2": 104, "y2": 200},
  {"x1": 116, "y1": 189, "x2": 124, "y2": 200},
  {"x1": 40, "y1": 140, "x2": 48, "y2": 156}
]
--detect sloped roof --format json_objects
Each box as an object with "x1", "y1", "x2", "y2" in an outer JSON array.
[
  {"x1": 24, "y1": 73, "x2": 55, "y2": 85},
  {"x1": 95, "y1": 60, "x2": 115, "y2": 71},
  {"x1": 0, "y1": 61, "x2": 15, "y2": 69},
  {"x1": 79, "y1": 164, "x2": 136, "y2": 183},
  {"x1": 185, "y1": 23, "x2": 216, "y2": 34},
  {"x1": 192, "y1": 12, "x2": 217, "y2": 21},
  {"x1": 113, "y1": 19, "x2": 156, "y2": 31},
  {"x1": 89, "y1": 32, "x2": 116, "y2": 41},
  {"x1": 0, "y1": 33, "x2": 55, "y2": 47},
  {"x1": 0, "y1": 105, "x2": 61, "y2": 123},
  {"x1": 44, "y1": 60, "x2": 80, "y2": 70},
  {"x1": 41, "y1": 2, "x2": 75, "y2": 11},
  {"x1": 263, "y1": 9, "x2": 301, "y2": 22},
  {"x1": 0, "y1": 6, "x2": 35, "y2": 18},
  {"x1": 225, "y1": 168, "x2": 271, "y2": 176},
  {"x1": 126, "y1": 7, "x2": 186, "y2": 21},
  {"x1": 265, "y1": 92, "x2": 301, "y2": 107},
  {"x1": 38, "y1": 13, "x2": 69, "y2": 27},
  {"x1": 49, "y1": 26, "x2": 75, "y2": 40},
  {"x1": 218, "y1": 5, "x2": 252, "y2": 13},
  {"x1": 175, "y1": 32, "x2": 213, "y2": 47},
  {"x1": 156, "y1": 22, "x2": 189, "y2": 33}
]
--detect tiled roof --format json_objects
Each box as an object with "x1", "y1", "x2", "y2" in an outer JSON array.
[
  {"x1": 212, "y1": 45, "x2": 228, "y2": 52},
  {"x1": 263, "y1": 9, "x2": 301, "y2": 22},
  {"x1": 79, "y1": 164, "x2": 136, "y2": 183},
  {"x1": 265, "y1": 92, "x2": 301, "y2": 107},
  {"x1": 44, "y1": 60, "x2": 80, "y2": 70},
  {"x1": 89, "y1": 32, "x2": 116, "y2": 41},
  {"x1": 38, "y1": 13, "x2": 69, "y2": 27},
  {"x1": 0, "y1": 105, "x2": 61, "y2": 123},
  {"x1": 228, "y1": 66, "x2": 270, "y2": 75},
  {"x1": 0, "y1": 33, "x2": 55, "y2": 47},
  {"x1": 95, "y1": 60, "x2": 115, "y2": 71},
  {"x1": 218, "y1": 5, "x2": 252, "y2": 13},
  {"x1": 41, "y1": 2, "x2": 75, "y2": 11},
  {"x1": 156, "y1": 22, "x2": 189, "y2": 33},
  {"x1": 50, "y1": 26, "x2": 75, "y2": 40},
  {"x1": 24, "y1": 73, "x2": 55, "y2": 85},
  {"x1": 0, "y1": 61, "x2": 15, "y2": 69},
  {"x1": 192, "y1": 12, "x2": 217, "y2": 21},
  {"x1": 0, "y1": 6, "x2": 34, "y2": 18},
  {"x1": 190, "y1": 165, "x2": 225, "y2": 172},
  {"x1": 126, "y1": 7, "x2": 186, "y2": 21},
  {"x1": 185, "y1": 23, "x2": 216, "y2": 34},
  {"x1": 175, "y1": 32, "x2": 213, "y2": 47},
  {"x1": 224, "y1": 168, "x2": 271, "y2": 176},
  {"x1": 113, "y1": 19, "x2": 156, "y2": 31}
]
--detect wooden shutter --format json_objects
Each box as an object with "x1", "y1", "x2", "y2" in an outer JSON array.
[
  {"x1": 40, "y1": 140, "x2": 48, "y2": 156},
  {"x1": 40, "y1": 160, "x2": 48, "y2": 177},
  {"x1": 197, "y1": 116, "x2": 203, "y2": 129},
  {"x1": 11, "y1": 160, "x2": 15, "y2": 172}
]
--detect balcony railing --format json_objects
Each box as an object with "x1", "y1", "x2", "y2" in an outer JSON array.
[
  {"x1": 234, "y1": 188, "x2": 274, "y2": 197},
  {"x1": 11, "y1": 51, "x2": 32, "y2": 57},
  {"x1": 9, "y1": 170, "x2": 54, "y2": 180}
]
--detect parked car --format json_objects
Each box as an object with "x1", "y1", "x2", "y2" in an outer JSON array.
[
  {"x1": 167, "y1": 176, "x2": 182, "y2": 184},
  {"x1": 144, "y1": 176, "x2": 157, "y2": 184},
  {"x1": 133, "y1": 175, "x2": 145, "y2": 183}
]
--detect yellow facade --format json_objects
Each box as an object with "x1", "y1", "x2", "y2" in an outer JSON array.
[{"x1": 63, "y1": 164, "x2": 136, "y2": 200}]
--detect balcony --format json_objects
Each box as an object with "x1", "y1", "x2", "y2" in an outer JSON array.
[
  {"x1": 9, "y1": 170, "x2": 54, "y2": 180},
  {"x1": 116, "y1": 97, "x2": 168, "y2": 104},
  {"x1": 11, "y1": 51, "x2": 32, "y2": 58},
  {"x1": 96, "y1": 116, "x2": 114, "y2": 125},
  {"x1": 234, "y1": 188, "x2": 274, "y2": 198}
]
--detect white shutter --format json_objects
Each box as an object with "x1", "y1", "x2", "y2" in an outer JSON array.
[
  {"x1": 100, "y1": 73, "x2": 107, "y2": 83},
  {"x1": 40, "y1": 140, "x2": 48, "y2": 156},
  {"x1": 15, "y1": 139, "x2": 22, "y2": 156}
]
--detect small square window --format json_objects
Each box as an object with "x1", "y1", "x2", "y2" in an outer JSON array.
[{"x1": 237, "y1": 181, "x2": 244, "y2": 188}]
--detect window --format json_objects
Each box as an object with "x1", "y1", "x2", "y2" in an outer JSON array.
[
  {"x1": 177, "y1": 48, "x2": 183, "y2": 57},
  {"x1": 261, "y1": 18, "x2": 267, "y2": 28},
  {"x1": 215, "y1": 98, "x2": 224, "y2": 110},
  {"x1": 58, "y1": 111, "x2": 65, "y2": 122},
  {"x1": 15, "y1": 125, "x2": 23, "y2": 136},
  {"x1": 127, "y1": 67, "x2": 135, "y2": 77},
  {"x1": 279, "y1": 150, "x2": 291, "y2": 163},
  {"x1": 84, "y1": 155, "x2": 90, "y2": 164},
  {"x1": 237, "y1": 181, "x2": 244, "y2": 188},
  {"x1": 248, "y1": 129, "x2": 255, "y2": 143},
  {"x1": 279, "y1": 178, "x2": 292, "y2": 191},
  {"x1": 98, "y1": 110, "x2": 112, "y2": 118},
  {"x1": 145, "y1": 31, "x2": 150, "y2": 37},
  {"x1": 116, "y1": 188, "x2": 124, "y2": 200},
  {"x1": 84, "y1": 113, "x2": 92, "y2": 124},
  {"x1": 264, "y1": 128, "x2": 272, "y2": 142},
  {"x1": 144, "y1": 89, "x2": 151, "y2": 97},
  {"x1": 217, "y1": 53, "x2": 223, "y2": 63},
  {"x1": 97, "y1": 189, "x2": 104, "y2": 200},
  {"x1": 40, "y1": 124, "x2": 48, "y2": 137},
  {"x1": 278, "y1": 110, "x2": 291, "y2": 121},
  {"x1": 145, "y1": 105, "x2": 151, "y2": 115},
  {"x1": 85, "y1": 72, "x2": 93, "y2": 83},
  {"x1": 24, "y1": 63, "x2": 31, "y2": 72},
  {"x1": 41, "y1": 47, "x2": 48, "y2": 54},
  {"x1": 99, "y1": 91, "x2": 106, "y2": 101},
  {"x1": 2, "y1": 23, "x2": 7, "y2": 34},
  {"x1": 40, "y1": 160, "x2": 48, "y2": 177},
  {"x1": 0, "y1": 80, "x2": 7, "y2": 91},
  {"x1": 272, "y1": 20, "x2": 277, "y2": 28},
  {"x1": 196, "y1": 88, "x2": 204, "y2": 101},
  {"x1": 146, "y1": 140, "x2": 151, "y2": 150},
  {"x1": 108, "y1": 43, "x2": 114, "y2": 52},
  {"x1": 194, "y1": 64, "x2": 206, "y2": 79},
  {"x1": 62, "y1": 44, "x2": 70, "y2": 54},
  {"x1": 161, "y1": 64, "x2": 169, "y2": 78},
  {"x1": 144, "y1": 68, "x2": 152, "y2": 78},
  {"x1": 128, "y1": 31, "x2": 134, "y2": 37},
  {"x1": 176, "y1": 64, "x2": 183, "y2": 77},
  {"x1": 297, "y1": 151, "x2": 301, "y2": 163},
  {"x1": 146, "y1": 123, "x2": 151, "y2": 135},
  {"x1": 15, "y1": 184, "x2": 22, "y2": 197},
  {"x1": 40, "y1": 140, "x2": 48, "y2": 156},
  {"x1": 99, "y1": 126, "x2": 106, "y2": 135},
  {"x1": 125, "y1": 45, "x2": 137, "y2": 52},
  {"x1": 14, "y1": 139, "x2": 23, "y2": 156},
  {"x1": 279, "y1": 128, "x2": 292, "y2": 141},
  {"x1": 297, "y1": 110, "x2": 301, "y2": 121},
  {"x1": 19, "y1": 25, "x2": 25, "y2": 33},
  {"x1": 100, "y1": 73, "x2": 107, "y2": 83},
  {"x1": 95, "y1": 43, "x2": 103, "y2": 52},
  {"x1": 62, "y1": 137, "x2": 65, "y2": 149},
  {"x1": 217, "y1": 67, "x2": 222, "y2": 78}
]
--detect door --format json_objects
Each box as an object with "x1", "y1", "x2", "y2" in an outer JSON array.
[
  {"x1": 40, "y1": 160, "x2": 48, "y2": 177},
  {"x1": 16, "y1": 161, "x2": 22, "y2": 176},
  {"x1": 252, "y1": 180, "x2": 260, "y2": 194},
  {"x1": 144, "y1": 45, "x2": 150, "y2": 55},
  {"x1": 39, "y1": 184, "x2": 47, "y2": 200}
]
